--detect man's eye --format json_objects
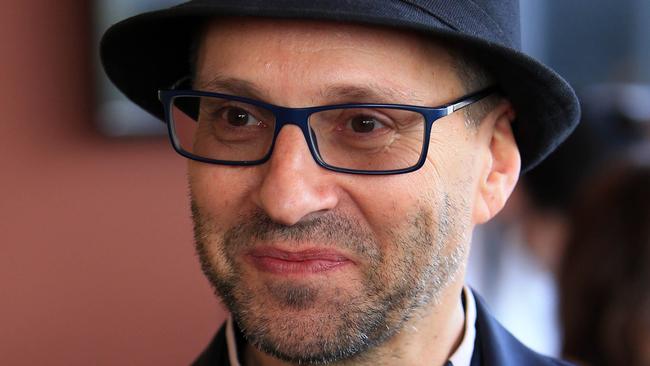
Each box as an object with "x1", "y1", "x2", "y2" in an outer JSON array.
[
  {"x1": 348, "y1": 115, "x2": 387, "y2": 133},
  {"x1": 223, "y1": 107, "x2": 258, "y2": 126}
]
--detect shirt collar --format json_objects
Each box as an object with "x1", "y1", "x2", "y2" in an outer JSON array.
[
  {"x1": 448, "y1": 286, "x2": 478, "y2": 366},
  {"x1": 226, "y1": 286, "x2": 477, "y2": 366},
  {"x1": 225, "y1": 315, "x2": 241, "y2": 366}
]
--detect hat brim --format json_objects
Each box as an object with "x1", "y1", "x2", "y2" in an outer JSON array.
[{"x1": 100, "y1": 1, "x2": 580, "y2": 172}]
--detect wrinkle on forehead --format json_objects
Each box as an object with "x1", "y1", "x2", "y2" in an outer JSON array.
[
  {"x1": 204, "y1": 17, "x2": 432, "y2": 51},
  {"x1": 197, "y1": 17, "x2": 462, "y2": 106}
]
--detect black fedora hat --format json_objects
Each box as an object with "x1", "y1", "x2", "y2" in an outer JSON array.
[{"x1": 100, "y1": 0, "x2": 580, "y2": 172}]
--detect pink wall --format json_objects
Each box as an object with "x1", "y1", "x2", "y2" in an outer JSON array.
[{"x1": 0, "y1": 1, "x2": 227, "y2": 365}]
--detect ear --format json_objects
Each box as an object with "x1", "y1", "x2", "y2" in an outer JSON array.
[{"x1": 473, "y1": 100, "x2": 521, "y2": 224}]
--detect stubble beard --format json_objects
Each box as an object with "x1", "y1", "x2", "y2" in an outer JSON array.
[{"x1": 191, "y1": 195, "x2": 467, "y2": 365}]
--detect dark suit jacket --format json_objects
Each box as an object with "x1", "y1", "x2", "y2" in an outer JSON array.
[{"x1": 192, "y1": 292, "x2": 573, "y2": 365}]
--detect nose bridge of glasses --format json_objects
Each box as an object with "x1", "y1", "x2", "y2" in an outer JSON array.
[
  {"x1": 274, "y1": 106, "x2": 312, "y2": 129},
  {"x1": 268, "y1": 106, "x2": 327, "y2": 169},
  {"x1": 272, "y1": 107, "x2": 316, "y2": 145}
]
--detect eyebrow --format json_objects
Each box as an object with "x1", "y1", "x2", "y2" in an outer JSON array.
[
  {"x1": 321, "y1": 84, "x2": 426, "y2": 105},
  {"x1": 195, "y1": 75, "x2": 267, "y2": 101},
  {"x1": 194, "y1": 74, "x2": 427, "y2": 106}
]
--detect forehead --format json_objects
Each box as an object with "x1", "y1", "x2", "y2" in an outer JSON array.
[
  {"x1": 195, "y1": 17, "x2": 462, "y2": 105},
  {"x1": 200, "y1": 17, "x2": 440, "y2": 52}
]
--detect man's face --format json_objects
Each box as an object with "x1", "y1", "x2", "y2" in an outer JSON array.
[{"x1": 190, "y1": 18, "x2": 486, "y2": 364}]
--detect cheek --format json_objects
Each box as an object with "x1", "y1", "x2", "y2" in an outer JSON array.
[
  {"x1": 342, "y1": 173, "x2": 438, "y2": 241},
  {"x1": 188, "y1": 163, "x2": 260, "y2": 226}
]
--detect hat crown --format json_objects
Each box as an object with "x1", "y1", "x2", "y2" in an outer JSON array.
[
  {"x1": 406, "y1": 0, "x2": 521, "y2": 48},
  {"x1": 179, "y1": 0, "x2": 521, "y2": 49}
]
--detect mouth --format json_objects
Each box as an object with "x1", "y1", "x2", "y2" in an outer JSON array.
[{"x1": 246, "y1": 246, "x2": 353, "y2": 275}]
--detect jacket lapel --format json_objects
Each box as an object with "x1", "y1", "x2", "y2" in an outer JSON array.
[{"x1": 473, "y1": 291, "x2": 572, "y2": 366}]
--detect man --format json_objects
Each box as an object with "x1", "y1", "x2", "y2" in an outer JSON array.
[{"x1": 101, "y1": 1, "x2": 580, "y2": 365}]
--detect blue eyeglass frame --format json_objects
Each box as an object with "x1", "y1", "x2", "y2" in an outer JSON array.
[{"x1": 158, "y1": 86, "x2": 496, "y2": 175}]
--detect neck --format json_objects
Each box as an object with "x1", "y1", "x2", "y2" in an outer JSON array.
[{"x1": 244, "y1": 280, "x2": 466, "y2": 366}]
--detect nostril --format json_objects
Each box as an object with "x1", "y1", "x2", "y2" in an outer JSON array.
[{"x1": 257, "y1": 178, "x2": 331, "y2": 226}]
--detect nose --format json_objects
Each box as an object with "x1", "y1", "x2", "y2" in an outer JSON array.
[{"x1": 250, "y1": 125, "x2": 339, "y2": 226}]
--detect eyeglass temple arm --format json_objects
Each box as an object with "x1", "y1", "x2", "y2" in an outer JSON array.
[
  {"x1": 445, "y1": 86, "x2": 498, "y2": 114},
  {"x1": 158, "y1": 76, "x2": 194, "y2": 101}
]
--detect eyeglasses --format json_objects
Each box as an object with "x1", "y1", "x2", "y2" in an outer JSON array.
[{"x1": 158, "y1": 85, "x2": 495, "y2": 175}]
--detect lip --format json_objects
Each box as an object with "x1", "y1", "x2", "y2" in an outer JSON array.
[{"x1": 246, "y1": 247, "x2": 353, "y2": 275}]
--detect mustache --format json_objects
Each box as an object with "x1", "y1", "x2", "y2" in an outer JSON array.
[
  {"x1": 225, "y1": 210, "x2": 375, "y2": 254},
  {"x1": 191, "y1": 201, "x2": 380, "y2": 258}
]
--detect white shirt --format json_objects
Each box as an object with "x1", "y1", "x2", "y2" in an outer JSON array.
[{"x1": 226, "y1": 286, "x2": 477, "y2": 366}]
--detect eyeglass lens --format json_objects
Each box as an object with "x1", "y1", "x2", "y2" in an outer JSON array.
[{"x1": 170, "y1": 96, "x2": 426, "y2": 171}]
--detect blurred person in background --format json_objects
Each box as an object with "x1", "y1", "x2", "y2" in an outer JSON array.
[
  {"x1": 467, "y1": 83, "x2": 650, "y2": 357},
  {"x1": 467, "y1": 114, "x2": 605, "y2": 356},
  {"x1": 559, "y1": 145, "x2": 650, "y2": 366}
]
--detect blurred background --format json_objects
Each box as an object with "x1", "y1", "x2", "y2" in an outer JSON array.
[{"x1": 1, "y1": 0, "x2": 648, "y2": 365}]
